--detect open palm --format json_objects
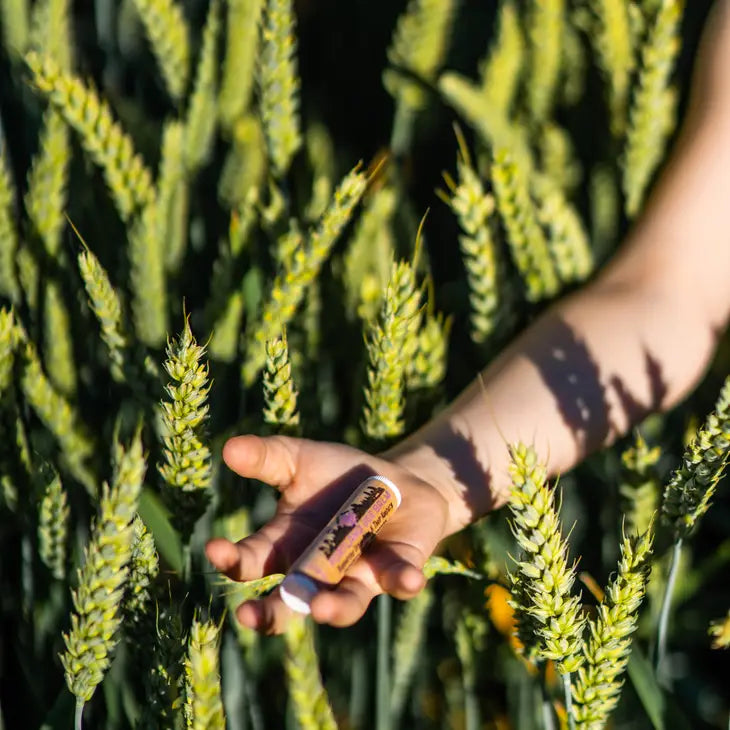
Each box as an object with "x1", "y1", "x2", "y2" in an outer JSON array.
[{"x1": 205, "y1": 434, "x2": 454, "y2": 633}]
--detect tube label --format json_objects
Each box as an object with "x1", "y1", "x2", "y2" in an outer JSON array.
[{"x1": 289, "y1": 476, "x2": 400, "y2": 587}]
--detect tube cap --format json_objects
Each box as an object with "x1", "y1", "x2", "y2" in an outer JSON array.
[
  {"x1": 369, "y1": 475, "x2": 401, "y2": 507},
  {"x1": 279, "y1": 573, "x2": 318, "y2": 614}
]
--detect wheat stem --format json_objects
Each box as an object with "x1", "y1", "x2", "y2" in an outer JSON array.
[{"x1": 655, "y1": 537, "x2": 681, "y2": 681}]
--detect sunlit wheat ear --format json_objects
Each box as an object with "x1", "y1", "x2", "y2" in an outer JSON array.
[
  {"x1": 25, "y1": 108, "x2": 69, "y2": 258},
  {"x1": 535, "y1": 183, "x2": 593, "y2": 285},
  {"x1": 572, "y1": 526, "x2": 653, "y2": 728},
  {"x1": 362, "y1": 257, "x2": 422, "y2": 441},
  {"x1": 242, "y1": 166, "x2": 367, "y2": 384},
  {"x1": 20, "y1": 342, "x2": 95, "y2": 492},
  {"x1": 128, "y1": 198, "x2": 168, "y2": 348},
  {"x1": 479, "y1": 0, "x2": 523, "y2": 117},
  {"x1": 0, "y1": 307, "x2": 20, "y2": 395},
  {"x1": 61, "y1": 430, "x2": 145, "y2": 714},
  {"x1": 525, "y1": 0, "x2": 565, "y2": 123},
  {"x1": 43, "y1": 280, "x2": 77, "y2": 398},
  {"x1": 29, "y1": 0, "x2": 74, "y2": 69},
  {"x1": 157, "y1": 316, "x2": 212, "y2": 542},
  {"x1": 183, "y1": 0, "x2": 220, "y2": 173},
  {"x1": 123, "y1": 515, "x2": 159, "y2": 629},
  {"x1": 620, "y1": 432, "x2": 661, "y2": 536},
  {"x1": 219, "y1": 0, "x2": 263, "y2": 131},
  {"x1": 585, "y1": 0, "x2": 634, "y2": 136},
  {"x1": 507, "y1": 443, "x2": 586, "y2": 675},
  {"x1": 263, "y1": 331, "x2": 299, "y2": 431},
  {"x1": 342, "y1": 185, "x2": 397, "y2": 323},
  {"x1": 709, "y1": 611, "x2": 730, "y2": 650},
  {"x1": 407, "y1": 309, "x2": 450, "y2": 391},
  {"x1": 38, "y1": 468, "x2": 69, "y2": 580},
  {"x1": 622, "y1": 0, "x2": 683, "y2": 217},
  {"x1": 440, "y1": 136, "x2": 500, "y2": 344},
  {"x1": 284, "y1": 616, "x2": 337, "y2": 730},
  {"x1": 491, "y1": 149, "x2": 559, "y2": 301},
  {"x1": 0, "y1": 0, "x2": 30, "y2": 59},
  {"x1": 25, "y1": 51, "x2": 154, "y2": 223},
  {"x1": 218, "y1": 115, "x2": 266, "y2": 211},
  {"x1": 662, "y1": 376, "x2": 730, "y2": 540},
  {"x1": 259, "y1": 0, "x2": 301, "y2": 177},
  {"x1": 130, "y1": 0, "x2": 189, "y2": 102},
  {"x1": 77, "y1": 247, "x2": 128, "y2": 383},
  {"x1": 184, "y1": 615, "x2": 226, "y2": 730},
  {"x1": 0, "y1": 146, "x2": 21, "y2": 305},
  {"x1": 538, "y1": 122, "x2": 582, "y2": 195},
  {"x1": 383, "y1": 0, "x2": 457, "y2": 113}
]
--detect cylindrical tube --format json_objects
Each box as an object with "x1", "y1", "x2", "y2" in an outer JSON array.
[{"x1": 279, "y1": 475, "x2": 401, "y2": 614}]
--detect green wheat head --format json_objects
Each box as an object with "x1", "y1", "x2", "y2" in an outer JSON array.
[
  {"x1": 384, "y1": 0, "x2": 457, "y2": 111},
  {"x1": 38, "y1": 468, "x2": 69, "y2": 580},
  {"x1": 0, "y1": 146, "x2": 20, "y2": 304},
  {"x1": 243, "y1": 166, "x2": 367, "y2": 384},
  {"x1": 43, "y1": 280, "x2": 77, "y2": 398},
  {"x1": 16, "y1": 243, "x2": 39, "y2": 313},
  {"x1": 342, "y1": 185, "x2": 397, "y2": 323},
  {"x1": 218, "y1": 115, "x2": 266, "y2": 211},
  {"x1": 0, "y1": 0, "x2": 29, "y2": 60},
  {"x1": 29, "y1": 0, "x2": 73, "y2": 70},
  {"x1": 25, "y1": 51, "x2": 155, "y2": 223},
  {"x1": 709, "y1": 611, "x2": 730, "y2": 650},
  {"x1": 184, "y1": 615, "x2": 226, "y2": 730},
  {"x1": 526, "y1": 0, "x2": 565, "y2": 123},
  {"x1": 219, "y1": 0, "x2": 263, "y2": 131},
  {"x1": 362, "y1": 257, "x2": 422, "y2": 440},
  {"x1": 507, "y1": 443, "x2": 585, "y2": 674},
  {"x1": 588, "y1": 0, "x2": 635, "y2": 135},
  {"x1": 77, "y1": 246, "x2": 128, "y2": 383},
  {"x1": 623, "y1": 0, "x2": 684, "y2": 217},
  {"x1": 536, "y1": 184, "x2": 593, "y2": 285},
  {"x1": 0, "y1": 306, "x2": 19, "y2": 394},
  {"x1": 123, "y1": 515, "x2": 159, "y2": 625},
  {"x1": 263, "y1": 330, "x2": 300, "y2": 431},
  {"x1": 259, "y1": 0, "x2": 301, "y2": 177},
  {"x1": 61, "y1": 430, "x2": 146, "y2": 704},
  {"x1": 572, "y1": 526, "x2": 654, "y2": 728},
  {"x1": 538, "y1": 122, "x2": 582, "y2": 194},
  {"x1": 492, "y1": 149, "x2": 560, "y2": 301},
  {"x1": 284, "y1": 617, "x2": 337, "y2": 730},
  {"x1": 183, "y1": 0, "x2": 220, "y2": 173},
  {"x1": 441, "y1": 138, "x2": 500, "y2": 344},
  {"x1": 662, "y1": 376, "x2": 730, "y2": 540},
  {"x1": 479, "y1": 0, "x2": 523, "y2": 117},
  {"x1": 406, "y1": 309, "x2": 450, "y2": 391},
  {"x1": 25, "y1": 108, "x2": 70, "y2": 258},
  {"x1": 620, "y1": 432, "x2": 661, "y2": 535},
  {"x1": 130, "y1": 0, "x2": 190, "y2": 102},
  {"x1": 20, "y1": 341, "x2": 95, "y2": 491}
]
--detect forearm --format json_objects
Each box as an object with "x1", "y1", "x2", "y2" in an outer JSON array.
[{"x1": 388, "y1": 0, "x2": 730, "y2": 532}]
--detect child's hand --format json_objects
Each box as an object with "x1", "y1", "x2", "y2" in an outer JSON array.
[{"x1": 205, "y1": 434, "x2": 456, "y2": 634}]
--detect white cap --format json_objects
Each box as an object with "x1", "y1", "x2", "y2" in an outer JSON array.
[
  {"x1": 279, "y1": 573, "x2": 318, "y2": 614},
  {"x1": 369, "y1": 475, "x2": 401, "y2": 507}
]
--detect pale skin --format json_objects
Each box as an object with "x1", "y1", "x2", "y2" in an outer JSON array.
[{"x1": 206, "y1": 0, "x2": 730, "y2": 634}]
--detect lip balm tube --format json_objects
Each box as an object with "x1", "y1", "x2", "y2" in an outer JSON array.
[{"x1": 279, "y1": 475, "x2": 401, "y2": 614}]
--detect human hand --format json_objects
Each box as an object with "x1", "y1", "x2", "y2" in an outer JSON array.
[{"x1": 205, "y1": 434, "x2": 459, "y2": 633}]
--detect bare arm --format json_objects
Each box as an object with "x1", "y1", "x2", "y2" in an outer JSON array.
[
  {"x1": 389, "y1": 0, "x2": 730, "y2": 528},
  {"x1": 207, "y1": 2, "x2": 730, "y2": 631}
]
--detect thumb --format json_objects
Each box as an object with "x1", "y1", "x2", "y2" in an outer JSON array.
[{"x1": 222, "y1": 434, "x2": 301, "y2": 488}]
